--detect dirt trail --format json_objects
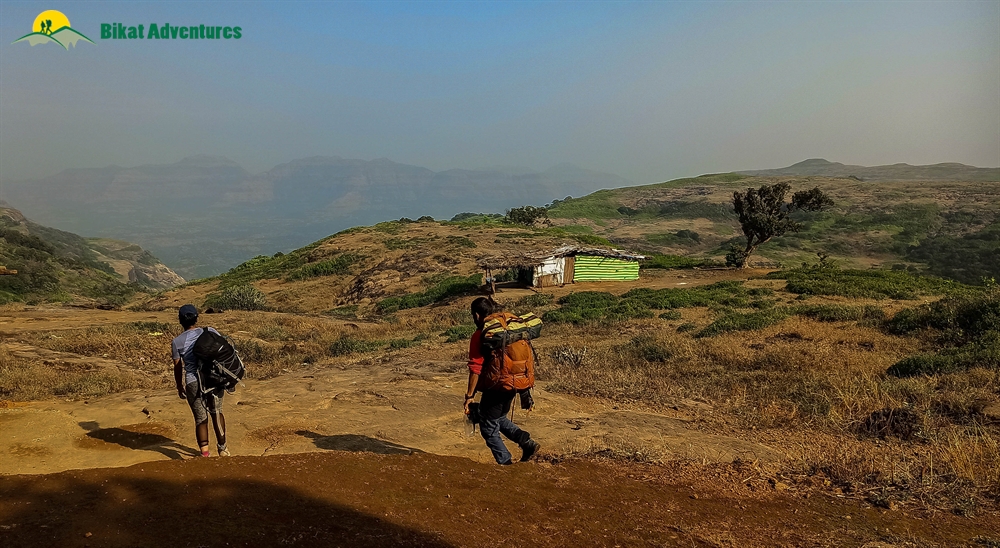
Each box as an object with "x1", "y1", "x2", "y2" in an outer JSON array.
[
  {"x1": 1, "y1": 353, "x2": 780, "y2": 475},
  {"x1": 1, "y1": 451, "x2": 994, "y2": 548}
]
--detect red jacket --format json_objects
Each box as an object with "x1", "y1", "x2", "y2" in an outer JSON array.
[{"x1": 467, "y1": 329, "x2": 484, "y2": 375}]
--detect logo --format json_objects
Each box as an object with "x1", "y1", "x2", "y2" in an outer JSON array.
[{"x1": 12, "y1": 10, "x2": 94, "y2": 49}]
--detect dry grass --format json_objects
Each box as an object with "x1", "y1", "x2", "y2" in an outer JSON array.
[{"x1": 532, "y1": 314, "x2": 1000, "y2": 511}]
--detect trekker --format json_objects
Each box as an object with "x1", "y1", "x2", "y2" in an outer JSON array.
[
  {"x1": 172, "y1": 304, "x2": 230, "y2": 457},
  {"x1": 464, "y1": 297, "x2": 540, "y2": 465}
]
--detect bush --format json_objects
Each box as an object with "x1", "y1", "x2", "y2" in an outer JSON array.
[
  {"x1": 542, "y1": 281, "x2": 773, "y2": 324},
  {"x1": 287, "y1": 254, "x2": 359, "y2": 280},
  {"x1": 642, "y1": 254, "x2": 705, "y2": 269},
  {"x1": 505, "y1": 206, "x2": 548, "y2": 226},
  {"x1": 446, "y1": 236, "x2": 477, "y2": 248},
  {"x1": 376, "y1": 273, "x2": 482, "y2": 313},
  {"x1": 696, "y1": 308, "x2": 792, "y2": 337},
  {"x1": 325, "y1": 305, "x2": 358, "y2": 319},
  {"x1": 625, "y1": 335, "x2": 673, "y2": 362},
  {"x1": 442, "y1": 324, "x2": 476, "y2": 343},
  {"x1": 885, "y1": 287, "x2": 1000, "y2": 377},
  {"x1": 514, "y1": 293, "x2": 554, "y2": 310},
  {"x1": 329, "y1": 336, "x2": 383, "y2": 356},
  {"x1": 204, "y1": 284, "x2": 268, "y2": 311},
  {"x1": 887, "y1": 332, "x2": 1000, "y2": 377},
  {"x1": 659, "y1": 310, "x2": 682, "y2": 320},
  {"x1": 676, "y1": 322, "x2": 698, "y2": 333},
  {"x1": 767, "y1": 267, "x2": 959, "y2": 300}
]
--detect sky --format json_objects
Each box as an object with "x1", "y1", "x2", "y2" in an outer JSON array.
[{"x1": 0, "y1": 1, "x2": 997, "y2": 184}]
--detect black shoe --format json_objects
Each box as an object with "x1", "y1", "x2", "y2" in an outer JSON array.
[{"x1": 519, "y1": 440, "x2": 540, "y2": 462}]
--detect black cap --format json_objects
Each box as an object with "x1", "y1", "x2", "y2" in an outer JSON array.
[{"x1": 179, "y1": 304, "x2": 199, "y2": 324}]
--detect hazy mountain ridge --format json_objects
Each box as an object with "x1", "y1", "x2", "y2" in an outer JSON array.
[
  {"x1": 1, "y1": 156, "x2": 630, "y2": 278},
  {"x1": 738, "y1": 158, "x2": 1000, "y2": 181}
]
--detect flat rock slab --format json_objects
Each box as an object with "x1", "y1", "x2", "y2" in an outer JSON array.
[{"x1": 1, "y1": 357, "x2": 782, "y2": 475}]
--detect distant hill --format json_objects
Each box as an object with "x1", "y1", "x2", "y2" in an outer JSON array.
[
  {"x1": 545, "y1": 172, "x2": 1000, "y2": 284},
  {"x1": 2, "y1": 156, "x2": 630, "y2": 278},
  {"x1": 0, "y1": 204, "x2": 183, "y2": 306},
  {"x1": 738, "y1": 158, "x2": 1000, "y2": 182}
]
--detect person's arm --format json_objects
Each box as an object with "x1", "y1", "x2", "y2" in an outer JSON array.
[
  {"x1": 464, "y1": 330, "x2": 483, "y2": 415},
  {"x1": 464, "y1": 371, "x2": 479, "y2": 415},
  {"x1": 173, "y1": 358, "x2": 186, "y2": 399}
]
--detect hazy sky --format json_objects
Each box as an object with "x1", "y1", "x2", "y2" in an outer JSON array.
[{"x1": 1, "y1": 1, "x2": 997, "y2": 184}]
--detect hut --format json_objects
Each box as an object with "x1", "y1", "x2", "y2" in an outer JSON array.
[{"x1": 477, "y1": 245, "x2": 644, "y2": 291}]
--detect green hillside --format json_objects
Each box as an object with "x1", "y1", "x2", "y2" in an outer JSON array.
[
  {"x1": 547, "y1": 174, "x2": 1000, "y2": 284},
  {"x1": 0, "y1": 205, "x2": 183, "y2": 306}
]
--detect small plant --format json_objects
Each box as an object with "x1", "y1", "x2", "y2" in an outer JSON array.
[
  {"x1": 676, "y1": 322, "x2": 697, "y2": 333},
  {"x1": 514, "y1": 293, "x2": 553, "y2": 311},
  {"x1": 442, "y1": 324, "x2": 476, "y2": 343},
  {"x1": 376, "y1": 273, "x2": 482, "y2": 313},
  {"x1": 549, "y1": 345, "x2": 587, "y2": 368},
  {"x1": 204, "y1": 284, "x2": 268, "y2": 311},
  {"x1": 659, "y1": 310, "x2": 682, "y2": 320},
  {"x1": 696, "y1": 308, "x2": 792, "y2": 337},
  {"x1": 328, "y1": 336, "x2": 383, "y2": 357}
]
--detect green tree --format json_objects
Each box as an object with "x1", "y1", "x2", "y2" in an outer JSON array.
[
  {"x1": 728, "y1": 183, "x2": 833, "y2": 268},
  {"x1": 505, "y1": 205, "x2": 549, "y2": 226}
]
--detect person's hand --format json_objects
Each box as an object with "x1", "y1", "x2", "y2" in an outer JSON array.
[
  {"x1": 177, "y1": 388, "x2": 186, "y2": 400},
  {"x1": 464, "y1": 396, "x2": 473, "y2": 415}
]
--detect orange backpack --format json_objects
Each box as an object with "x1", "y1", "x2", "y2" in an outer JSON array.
[{"x1": 477, "y1": 312, "x2": 540, "y2": 392}]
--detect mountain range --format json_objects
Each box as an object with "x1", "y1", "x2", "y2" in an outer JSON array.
[
  {"x1": 1, "y1": 156, "x2": 629, "y2": 279},
  {"x1": 737, "y1": 158, "x2": 999, "y2": 181}
]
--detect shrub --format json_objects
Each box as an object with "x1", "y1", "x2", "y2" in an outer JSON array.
[
  {"x1": 446, "y1": 236, "x2": 477, "y2": 248},
  {"x1": 659, "y1": 310, "x2": 682, "y2": 320},
  {"x1": 768, "y1": 267, "x2": 959, "y2": 300},
  {"x1": 376, "y1": 273, "x2": 482, "y2": 313},
  {"x1": 204, "y1": 284, "x2": 268, "y2": 311},
  {"x1": 642, "y1": 254, "x2": 705, "y2": 269},
  {"x1": 325, "y1": 305, "x2": 358, "y2": 319},
  {"x1": 287, "y1": 254, "x2": 359, "y2": 280},
  {"x1": 887, "y1": 332, "x2": 1000, "y2": 377},
  {"x1": 543, "y1": 281, "x2": 774, "y2": 324},
  {"x1": 676, "y1": 322, "x2": 698, "y2": 332},
  {"x1": 329, "y1": 336, "x2": 383, "y2": 357},
  {"x1": 387, "y1": 338, "x2": 416, "y2": 350},
  {"x1": 696, "y1": 308, "x2": 792, "y2": 337},
  {"x1": 443, "y1": 324, "x2": 476, "y2": 343},
  {"x1": 505, "y1": 205, "x2": 549, "y2": 226},
  {"x1": 514, "y1": 293, "x2": 553, "y2": 311},
  {"x1": 624, "y1": 335, "x2": 673, "y2": 362}
]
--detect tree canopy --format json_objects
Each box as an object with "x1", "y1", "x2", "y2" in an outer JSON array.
[{"x1": 728, "y1": 183, "x2": 833, "y2": 268}]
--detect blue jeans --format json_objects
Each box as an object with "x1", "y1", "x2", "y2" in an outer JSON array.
[{"x1": 478, "y1": 390, "x2": 531, "y2": 465}]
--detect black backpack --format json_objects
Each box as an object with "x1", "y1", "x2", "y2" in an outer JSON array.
[{"x1": 193, "y1": 327, "x2": 246, "y2": 393}]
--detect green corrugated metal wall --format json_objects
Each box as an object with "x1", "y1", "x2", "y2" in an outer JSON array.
[{"x1": 572, "y1": 255, "x2": 640, "y2": 282}]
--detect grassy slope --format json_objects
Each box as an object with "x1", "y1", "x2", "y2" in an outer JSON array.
[
  {"x1": 0, "y1": 206, "x2": 181, "y2": 306},
  {"x1": 547, "y1": 174, "x2": 1000, "y2": 283}
]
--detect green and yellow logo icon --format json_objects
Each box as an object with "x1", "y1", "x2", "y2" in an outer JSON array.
[{"x1": 12, "y1": 10, "x2": 94, "y2": 49}]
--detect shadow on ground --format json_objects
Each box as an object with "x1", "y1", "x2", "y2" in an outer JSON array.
[
  {"x1": 78, "y1": 421, "x2": 199, "y2": 460},
  {"x1": 0, "y1": 461, "x2": 451, "y2": 548},
  {"x1": 297, "y1": 430, "x2": 422, "y2": 455}
]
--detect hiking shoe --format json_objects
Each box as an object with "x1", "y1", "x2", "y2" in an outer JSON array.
[
  {"x1": 218, "y1": 445, "x2": 230, "y2": 457},
  {"x1": 519, "y1": 440, "x2": 540, "y2": 462}
]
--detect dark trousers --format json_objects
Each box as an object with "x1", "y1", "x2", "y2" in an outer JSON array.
[{"x1": 478, "y1": 390, "x2": 530, "y2": 465}]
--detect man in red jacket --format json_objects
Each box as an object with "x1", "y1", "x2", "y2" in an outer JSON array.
[{"x1": 463, "y1": 297, "x2": 541, "y2": 465}]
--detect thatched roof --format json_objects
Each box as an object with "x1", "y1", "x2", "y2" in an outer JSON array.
[{"x1": 477, "y1": 245, "x2": 645, "y2": 270}]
